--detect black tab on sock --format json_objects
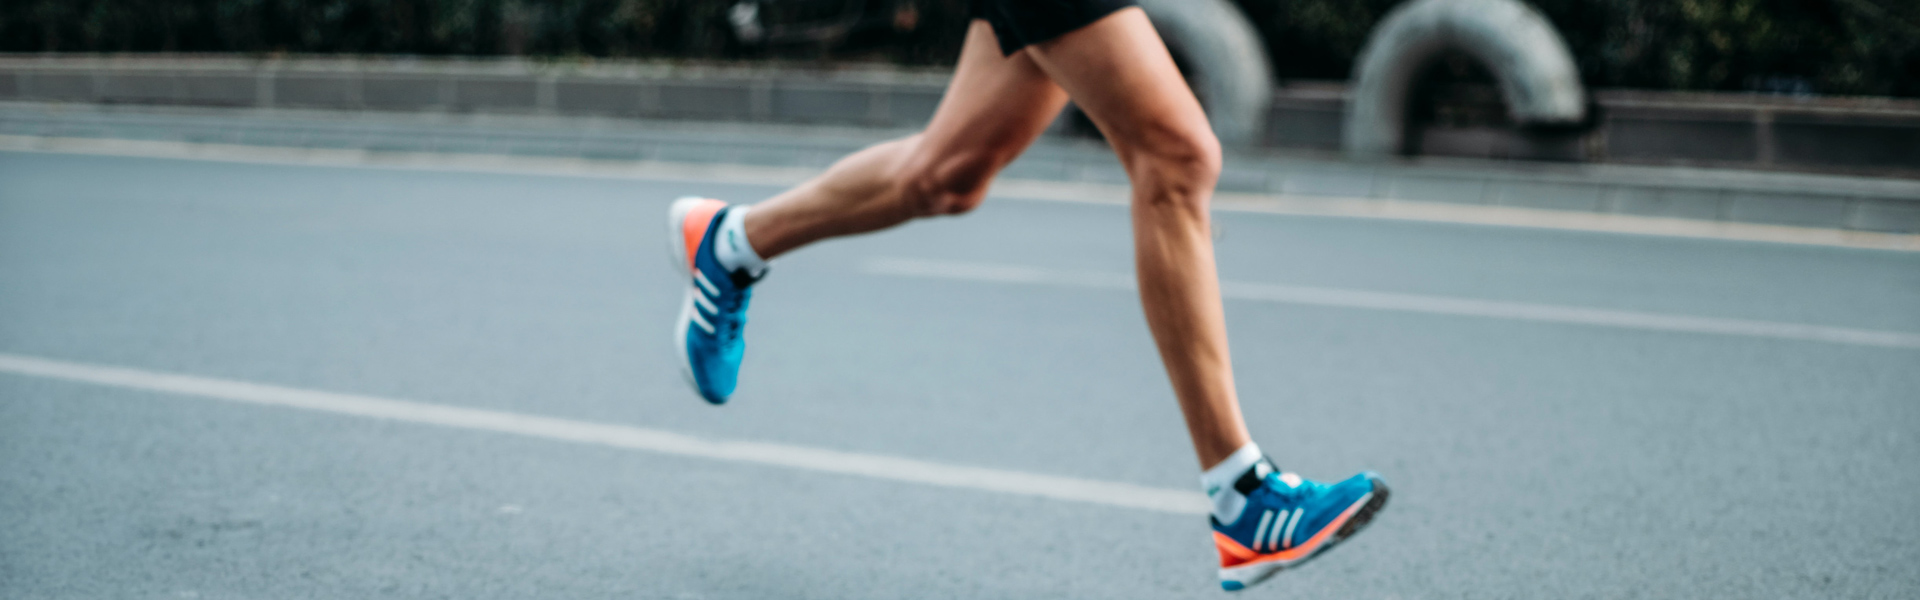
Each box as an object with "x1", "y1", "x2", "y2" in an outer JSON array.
[{"x1": 1232, "y1": 457, "x2": 1275, "y2": 495}]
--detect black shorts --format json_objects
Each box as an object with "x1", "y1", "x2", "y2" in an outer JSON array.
[{"x1": 969, "y1": 0, "x2": 1138, "y2": 56}]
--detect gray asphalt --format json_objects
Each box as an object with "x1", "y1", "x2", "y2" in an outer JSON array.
[{"x1": 2, "y1": 150, "x2": 1917, "y2": 599}]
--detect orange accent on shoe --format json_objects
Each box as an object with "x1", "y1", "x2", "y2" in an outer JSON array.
[
  {"x1": 1214, "y1": 532, "x2": 1259, "y2": 567},
  {"x1": 680, "y1": 199, "x2": 726, "y2": 272},
  {"x1": 1215, "y1": 497, "x2": 1369, "y2": 568}
]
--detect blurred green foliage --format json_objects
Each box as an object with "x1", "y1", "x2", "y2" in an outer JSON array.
[
  {"x1": 1, "y1": 0, "x2": 1914, "y2": 96},
  {"x1": 0, "y1": 0, "x2": 969, "y2": 63},
  {"x1": 0, "y1": 0, "x2": 739, "y2": 57}
]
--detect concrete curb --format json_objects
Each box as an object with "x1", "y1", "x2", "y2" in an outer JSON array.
[
  {"x1": 5, "y1": 131, "x2": 1913, "y2": 252},
  {"x1": 1, "y1": 101, "x2": 1916, "y2": 234}
]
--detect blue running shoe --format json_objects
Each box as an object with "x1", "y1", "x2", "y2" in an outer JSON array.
[
  {"x1": 666, "y1": 197, "x2": 758, "y2": 404},
  {"x1": 1212, "y1": 467, "x2": 1390, "y2": 591}
]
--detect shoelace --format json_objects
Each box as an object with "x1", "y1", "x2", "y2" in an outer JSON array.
[
  {"x1": 1263, "y1": 472, "x2": 1323, "y2": 504},
  {"x1": 711, "y1": 291, "x2": 751, "y2": 342}
]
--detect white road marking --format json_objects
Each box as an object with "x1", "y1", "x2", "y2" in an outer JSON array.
[
  {"x1": 988, "y1": 179, "x2": 1920, "y2": 253},
  {"x1": 862, "y1": 257, "x2": 1920, "y2": 350},
  {"x1": 3, "y1": 134, "x2": 1916, "y2": 252},
  {"x1": 0, "y1": 353, "x2": 1209, "y2": 516}
]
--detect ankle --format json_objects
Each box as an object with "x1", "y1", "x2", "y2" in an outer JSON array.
[
  {"x1": 712, "y1": 206, "x2": 769, "y2": 278},
  {"x1": 1200, "y1": 442, "x2": 1272, "y2": 524}
]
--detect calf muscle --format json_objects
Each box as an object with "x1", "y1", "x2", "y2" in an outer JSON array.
[{"x1": 1026, "y1": 8, "x2": 1248, "y2": 469}]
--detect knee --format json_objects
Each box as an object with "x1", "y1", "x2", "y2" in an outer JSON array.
[
  {"x1": 899, "y1": 145, "x2": 1001, "y2": 218},
  {"x1": 1123, "y1": 125, "x2": 1222, "y2": 212}
]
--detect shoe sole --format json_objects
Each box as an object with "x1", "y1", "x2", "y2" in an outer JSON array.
[
  {"x1": 1219, "y1": 477, "x2": 1392, "y2": 591},
  {"x1": 665, "y1": 197, "x2": 709, "y2": 398}
]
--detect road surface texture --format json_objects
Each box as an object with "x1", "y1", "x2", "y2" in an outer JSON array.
[{"x1": 2, "y1": 150, "x2": 1917, "y2": 599}]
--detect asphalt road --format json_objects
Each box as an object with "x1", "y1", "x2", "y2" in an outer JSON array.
[{"x1": 2, "y1": 150, "x2": 1917, "y2": 599}]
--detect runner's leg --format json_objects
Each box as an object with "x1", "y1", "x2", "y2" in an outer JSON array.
[
  {"x1": 669, "y1": 20, "x2": 1067, "y2": 405},
  {"x1": 739, "y1": 22, "x2": 1070, "y2": 259},
  {"x1": 1023, "y1": 17, "x2": 1396, "y2": 590},
  {"x1": 1022, "y1": 7, "x2": 1251, "y2": 469}
]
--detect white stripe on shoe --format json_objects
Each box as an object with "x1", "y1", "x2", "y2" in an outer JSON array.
[
  {"x1": 1281, "y1": 505, "x2": 1304, "y2": 550},
  {"x1": 693, "y1": 269, "x2": 721, "y2": 297},
  {"x1": 1267, "y1": 509, "x2": 1288, "y2": 552},
  {"x1": 692, "y1": 289, "x2": 718, "y2": 315},
  {"x1": 1251, "y1": 509, "x2": 1275, "y2": 552},
  {"x1": 688, "y1": 301, "x2": 716, "y2": 334}
]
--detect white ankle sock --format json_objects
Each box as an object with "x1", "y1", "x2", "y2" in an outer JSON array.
[
  {"x1": 712, "y1": 206, "x2": 768, "y2": 278},
  {"x1": 1200, "y1": 443, "x2": 1271, "y2": 525}
]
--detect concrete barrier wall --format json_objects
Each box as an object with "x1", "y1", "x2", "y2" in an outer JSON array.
[
  {"x1": 0, "y1": 56, "x2": 952, "y2": 128},
  {"x1": 2, "y1": 55, "x2": 1915, "y2": 178},
  {"x1": 1269, "y1": 83, "x2": 1920, "y2": 177}
]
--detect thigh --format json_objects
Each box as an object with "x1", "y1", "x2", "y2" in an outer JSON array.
[
  {"x1": 917, "y1": 20, "x2": 1072, "y2": 165},
  {"x1": 1020, "y1": 8, "x2": 1214, "y2": 160}
]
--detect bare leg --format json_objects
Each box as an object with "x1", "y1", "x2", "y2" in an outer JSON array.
[
  {"x1": 732, "y1": 11, "x2": 1252, "y2": 470},
  {"x1": 1024, "y1": 8, "x2": 1251, "y2": 469},
  {"x1": 740, "y1": 22, "x2": 1070, "y2": 259}
]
